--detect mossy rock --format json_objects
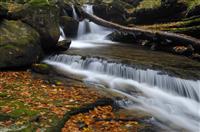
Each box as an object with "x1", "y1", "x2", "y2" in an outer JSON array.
[
  {"x1": 0, "y1": 19, "x2": 42, "y2": 69},
  {"x1": 129, "y1": 0, "x2": 186, "y2": 24},
  {"x1": 93, "y1": 0, "x2": 135, "y2": 25},
  {"x1": 32, "y1": 63, "x2": 52, "y2": 74},
  {"x1": 0, "y1": 2, "x2": 60, "y2": 52},
  {"x1": 129, "y1": 0, "x2": 200, "y2": 25},
  {"x1": 19, "y1": 4, "x2": 60, "y2": 52}
]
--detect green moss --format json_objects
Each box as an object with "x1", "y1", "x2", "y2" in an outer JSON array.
[
  {"x1": 0, "y1": 19, "x2": 39, "y2": 47},
  {"x1": 10, "y1": 109, "x2": 39, "y2": 118},
  {"x1": 142, "y1": 17, "x2": 200, "y2": 36},
  {"x1": 0, "y1": 93, "x2": 7, "y2": 97},
  {"x1": 170, "y1": 25, "x2": 200, "y2": 32},
  {"x1": 136, "y1": 0, "x2": 161, "y2": 10},
  {"x1": 28, "y1": 0, "x2": 49, "y2": 6}
]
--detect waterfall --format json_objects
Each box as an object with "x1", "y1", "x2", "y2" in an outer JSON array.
[
  {"x1": 58, "y1": 26, "x2": 66, "y2": 41},
  {"x1": 44, "y1": 54, "x2": 200, "y2": 131},
  {"x1": 72, "y1": 5, "x2": 78, "y2": 20},
  {"x1": 77, "y1": 4, "x2": 111, "y2": 40},
  {"x1": 70, "y1": 4, "x2": 114, "y2": 48}
]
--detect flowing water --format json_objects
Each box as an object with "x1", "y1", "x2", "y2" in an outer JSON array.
[
  {"x1": 72, "y1": 5, "x2": 78, "y2": 20},
  {"x1": 44, "y1": 54, "x2": 200, "y2": 132},
  {"x1": 59, "y1": 26, "x2": 66, "y2": 41},
  {"x1": 49, "y1": 4, "x2": 200, "y2": 132},
  {"x1": 71, "y1": 4, "x2": 114, "y2": 48}
]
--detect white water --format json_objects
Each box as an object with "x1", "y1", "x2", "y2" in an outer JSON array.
[
  {"x1": 58, "y1": 26, "x2": 66, "y2": 41},
  {"x1": 72, "y1": 5, "x2": 78, "y2": 20},
  {"x1": 44, "y1": 54, "x2": 200, "y2": 132},
  {"x1": 70, "y1": 4, "x2": 113, "y2": 48}
]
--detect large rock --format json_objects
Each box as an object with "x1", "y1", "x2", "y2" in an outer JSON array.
[
  {"x1": 20, "y1": 4, "x2": 60, "y2": 51},
  {"x1": 2, "y1": 2, "x2": 60, "y2": 52},
  {"x1": 106, "y1": 31, "x2": 137, "y2": 43},
  {"x1": 130, "y1": 0, "x2": 186, "y2": 24},
  {"x1": 93, "y1": 0, "x2": 134, "y2": 25},
  {"x1": 0, "y1": 19, "x2": 42, "y2": 69},
  {"x1": 60, "y1": 16, "x2": 79, "y2": 38}
]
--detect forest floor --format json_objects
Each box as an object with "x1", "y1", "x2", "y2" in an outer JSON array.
[{"x1": 0, "y1": 71, "x2": 150, "y2": 132}]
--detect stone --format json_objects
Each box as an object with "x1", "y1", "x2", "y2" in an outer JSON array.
[
  {"x1": 1, "y1": 2, "x2": 60, "y2": 52},
  {"x1": 56, "y1": 39, "x2": 71, "y2": 51},
  {"x1": 0, "y1": 19, "x2": 42, "y2": 69},
  {"x1": 106, "y1": 31, "x2": 136, "y2": 43},
  {"x1": 60, "y1": 16, "x2": 79, "y2": 38},
  {"x1": 32, "y1": 63, "x2": 51, "y2": 74}
]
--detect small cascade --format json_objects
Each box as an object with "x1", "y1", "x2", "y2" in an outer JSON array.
[
  {"x1": 70, "y1": 4, "x2": 114, "y2": 48},
  {"x1": 72, "y1": 5, "x2": 78, "y2": 20},
  {"x1": 77, "y1": 4, "x2": 111, "y2": 40},
  {"x1": 44, "y1": 54, "x2": 200, "y2": 131},
  {"x1": 58, "y1": 26, "x2": 66, "y2": 41},
  {"x1": 44, "y1": 54, "x2": 200, "y2": 102}
]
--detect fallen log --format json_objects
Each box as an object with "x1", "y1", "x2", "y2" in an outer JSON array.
[{"x1": 81, "y1": 9, "x2": 200, "y2": 52}]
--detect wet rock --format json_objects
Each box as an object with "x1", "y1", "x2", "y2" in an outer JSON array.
[
  {"x1": 0, "y1": 19, "x2": 42, "y2": 69},
  {"x1": 56, "y1": 39, "x2": 71, "y2": 51},
  {"x1": 93, "y1": 0, "x2": 132, "y2": 25},
  {"x1": 130, "y1": 0, "x2": 186, "y2": 25},
  {"x1": 32, "y1": 63, "x2": 52, "y2": 74},
  {"x1": 106, "y1": 31, "x2": 137, "y2": 43},
  {"x1": 172, "y1": 45, "x2": 194, "y2": 56},
  {"x1": 60, "y1": 16, "x2": 79, "y2": 38}
]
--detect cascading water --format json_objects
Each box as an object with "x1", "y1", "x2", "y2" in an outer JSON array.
[
  {"x1": 58, "y1": 26, "x2": 66, "y2": 41},
  {"x1": 77, "y1": 4, "x2": 105, "y2": 37},
  {"x1": 44, "y1": 54, "x2": 200, "y2": 132},
  {"x1": 72, "y1": 5, "x2": 78, "y2": 20},
  {"x1": 70, "y1": 4, "x2": 113, "y2": 48}
]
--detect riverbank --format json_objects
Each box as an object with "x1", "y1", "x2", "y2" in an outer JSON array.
[
  {"x1": 0, "y1": 71, "x2": 101, "y2": 131},
  {"x1": 0, "y1": 71, "x2": 159, "y2": 131}
]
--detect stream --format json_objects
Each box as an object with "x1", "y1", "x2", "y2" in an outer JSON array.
[{"x1": 46, "y1": 5, "x2": 200, "y2": 132}]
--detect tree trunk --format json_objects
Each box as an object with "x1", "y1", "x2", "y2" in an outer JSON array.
[{"x1": 81, "y1": 10, "x2": 200, "y2": 52}]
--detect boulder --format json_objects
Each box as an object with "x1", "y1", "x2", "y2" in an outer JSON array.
[
  {"x1": 172, "y1": 45, "x2": 194, "y2": 56},
  {"x1": 32, "y1": 63, "x2": 52, "y2": 74},
  {"x1": 106, "y1": 31, "x2": 137, "y2": 43},
  {"x1": 0, "y1": 19, "x2": 42, "y2": 69},
  {"x1": 129, "y1": 0, "x2": 187, "y2": 25},
  {"x1": 60, "y1": 16, "x2": 79, "y2": 38},
  {"x1": 20, "y1": 4, "x2": 60, "y2": 52},
  {"x1": 56, "y1": 39, "x2": 71, "y2": 51},
  {"x1": 2, "y1": 2, "x2": 60, "y2": 52},
  {"x1": 93, "y1": 0, "x2": 133, "y2": 25}
]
